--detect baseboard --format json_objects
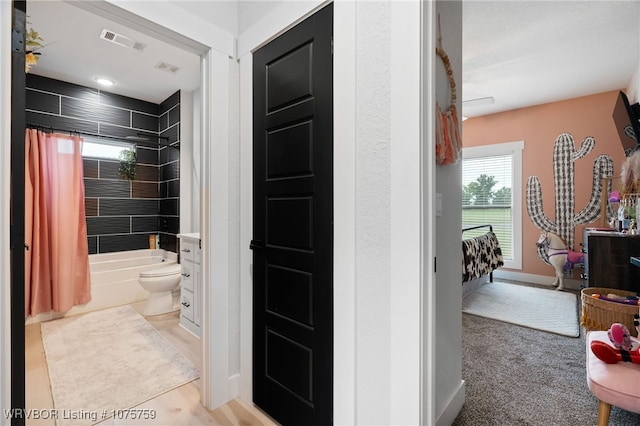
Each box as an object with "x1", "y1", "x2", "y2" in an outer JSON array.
[
  {"x1": 436, "y1": 380, "x2": 465, "y2": 426},
  {"x1": 492, "y1": 270, "x2": 584, "y2": 290},
  {"x1": 229, "y1": 373, "x2": 240, "y2": 398}
]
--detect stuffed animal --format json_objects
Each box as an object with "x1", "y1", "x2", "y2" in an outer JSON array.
[
  {"x1": 591, "y1": 323, "x2": 640, "y2": 364},
  {"x1": 608, "y1": 322, "x2": 634, "y2": 351}
]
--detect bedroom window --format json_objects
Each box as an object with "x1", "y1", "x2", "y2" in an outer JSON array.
[{"x1": 462, "y1": 141, "x2": 524, "y2": 270}]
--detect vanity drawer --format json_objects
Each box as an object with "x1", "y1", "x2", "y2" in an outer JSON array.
[
  {"x1": 181, "y1": 290, "x2": 194, "y2": 322},
  {"x1": 181, "y1": 264, "x2": 194, "y2": 292},
  {"x1": 180, "y1": 240, "x2": 196, "y2": 263}
]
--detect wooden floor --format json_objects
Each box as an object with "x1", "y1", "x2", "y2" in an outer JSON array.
[{"x1": 25, "y1": 302, "x2": 279, "y2": 425}]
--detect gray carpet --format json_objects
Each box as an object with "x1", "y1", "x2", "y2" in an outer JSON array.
[{"x1": 453, "y1": 312, "x2": 640, "y2": 425}]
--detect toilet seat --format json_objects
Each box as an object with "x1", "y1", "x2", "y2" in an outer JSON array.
[{"x1": 140, "y1": 263, "x2": 181, "y2": 278}]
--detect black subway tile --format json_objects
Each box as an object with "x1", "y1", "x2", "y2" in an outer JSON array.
[
  {"x1": 85, "y1": 198, "x2": 98, "y2": 217},
  {"x1": 132, "y1": 216, "x2": 160, "y2": 233},
  {"x1": 135, "y1": 164, "x2": 159, "y2": 182},
  {"x1": 158, "y1": 112, "x2": 169, "y2": 132},
  {"x1": 27, "y1": 74, "x2": 99, "y2": 103},
  {"x1": 160, "y1": 91, "x2": 180, "y2": 115},
  {"x1": 99, "y1": 234, "x2": 152, "y2": 253},
  {"x1": 159, "y1": 199, "x2": 178, "y2": 216},
  {"x1": 160, "y1": 125, "x2": 179, "y2": 144},
  {"x1": 159, "y1": 233, "x2": 178, "y2": 253},
  {"x1": 168, "y1": 105, "x2": 180, "y2": 127},
  {"x1": 136, "y1": 147, "x2": 158, "y2": 165},
  {"x1": 26, "y1": 111, "x2": 99, "y2": 134},
  {"x1": 159, "y1": 182, "x2": 168, "y2": 198},
  {"x1": 132, "y1": 181, "x2": 159, "y2": 198},
  {"x1": 88, "y1": 236, "x2": 97, "y2": 255},
  {"x1": 159, "y1": 216, "x2": 179, "y2": 234},
  {"x1": 160, "y1": 161, "x2": 179, "y2": 181},
  {"x1": 84, "y1": 179, "x2": 130, "y2": 198},
  {"x1": 160, "y1": 145, "x2": 179, "y2": 164},
  {"x1": 98, "y1": 160, "x2": 121, "y2": 180},
  {"x1": 26, "y1": 89, "x2": 60, "y2": 114},
  {"x1": 97, "y1": 123, "x2": 145, "y2": 141},
  {"x1": 168, "y1": 180, "x2": 180, "y2": 198},
  {"x1": 132, "y1": 112, "x2": 158, "y2": 132},
  {"x1": 99, "y1": 91, "x2": 159, "y2": 116},
  {"x1": 99, "y1": 199, "x2": 158, "y2": 216},
  {"x1": 62, "y1": 97, "x2": 131, "y2": 127},
  {"x1": 86, "y1": 216, "x2": 130, "y2": 236},
  {"x1": 83, "y1": 159, "x2": 98, "y2": 178}
]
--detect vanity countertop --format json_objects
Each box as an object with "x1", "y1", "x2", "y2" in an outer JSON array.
[{"x1": 178, "y1": 233, "x2": 200, "y2": 241}]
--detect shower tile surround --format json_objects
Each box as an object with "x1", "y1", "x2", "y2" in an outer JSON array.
[{"x1": 26, "y1": 74, "x2": 180, "y2": 254}]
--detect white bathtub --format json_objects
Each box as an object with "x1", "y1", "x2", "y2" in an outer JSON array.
[{"x1": 26, "y1": 249, "x2": 178, "y2": 324}]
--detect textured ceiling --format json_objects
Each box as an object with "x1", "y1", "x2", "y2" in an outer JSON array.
[{"x1": 463, "y1": 0, "x2": 640, "y2": 117}]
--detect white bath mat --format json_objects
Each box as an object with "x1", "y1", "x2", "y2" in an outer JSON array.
[
  {"x1": 462, "y1": 281, "x2": 580, "y2": 337},
  {"x1": 41, "y1": 305, "x2": 199, "y2": 426}
]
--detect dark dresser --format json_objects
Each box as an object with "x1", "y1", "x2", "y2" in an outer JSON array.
[{"x1": 582, "y1": 228, "x2": 640, "y2": 292}]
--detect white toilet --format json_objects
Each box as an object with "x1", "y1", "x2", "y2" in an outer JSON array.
[{"x1": 138, "y1": 263, "x2": 182, "y2": 316}]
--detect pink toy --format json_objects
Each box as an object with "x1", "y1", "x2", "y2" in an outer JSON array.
[
  {"x1": 591, "y1": 341, "x2": 640, "y2": 364},
  {"x1": 608, "y1": 323, "x2": 633, "y2": 351},
  {"x1": 536, "y1": 231, "x2": 584, "y2": 291},
  {"x1": 591, "y1": 323, "x2": 640, "y2": 365}
]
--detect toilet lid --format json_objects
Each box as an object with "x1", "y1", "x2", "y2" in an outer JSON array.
[{"x1": 140, "y1": 263, "x2": 181, "y2": 278}]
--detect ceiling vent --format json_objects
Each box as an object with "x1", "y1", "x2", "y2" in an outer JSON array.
[
  {"x1": 462, "y1": 96, "x2": 495, "y2": 107},
  {"x1": 100, "y1": 29, "x2": 146, "y2": 52},
  {"x1": 154, "y1": 61, "x2": 180, "y2": 74}
]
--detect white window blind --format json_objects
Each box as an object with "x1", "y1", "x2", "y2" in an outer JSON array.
[{"x1": 462, "y1": 141, "x2": 523, "y2": 270}]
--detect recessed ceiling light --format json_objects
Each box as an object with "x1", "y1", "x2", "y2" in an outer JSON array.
[{"x1": 95, "y1": 77, "x2": 115, "y2": 86}]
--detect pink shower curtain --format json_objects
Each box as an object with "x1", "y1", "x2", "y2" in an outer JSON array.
[{"x1": 25, "y1": 129, "x2": 91, "y2": 317}]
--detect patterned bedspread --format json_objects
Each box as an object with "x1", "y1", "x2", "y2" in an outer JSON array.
[{"x1": 462, "y1": 231, "x2": 504, "y2": 282}]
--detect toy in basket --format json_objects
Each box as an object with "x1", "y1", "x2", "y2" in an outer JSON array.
[{"x1": 581, "y1": 287, "x2": 640, "y2": 336}]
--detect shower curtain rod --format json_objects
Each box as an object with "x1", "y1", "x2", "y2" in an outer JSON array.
[{"x1": 26, "y1": 124, "x2": 174, "y2": 147}]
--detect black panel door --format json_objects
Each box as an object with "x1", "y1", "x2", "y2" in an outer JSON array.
[
  {"x1": 12, "y1": 2, "x2": 27, "y2": 423},
  {"x1": 252, "y1": 4, "x2": 333, "y2": 425}
]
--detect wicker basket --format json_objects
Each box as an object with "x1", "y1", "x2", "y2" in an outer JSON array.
[{"x1": 581, "y1": 287, "x2": 639, "y2": 335}]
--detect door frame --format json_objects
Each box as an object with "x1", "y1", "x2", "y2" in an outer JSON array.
[
  {"x1": 2, "y1": 0, "x2": 433, "y2": 422},
  {"x1": 2, "y1": 0, "x2": 237, "y2": 412},
  {"x1": 51, "y1": 1, "x2": 235, "y2": 410},
  {"x1": 238, "y1": 1, "x2": 429, "y2": 424}
]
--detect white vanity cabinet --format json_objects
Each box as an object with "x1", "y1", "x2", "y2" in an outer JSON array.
[{"x1": 178, "y1": 234, "x2": 201, "y2": 337}]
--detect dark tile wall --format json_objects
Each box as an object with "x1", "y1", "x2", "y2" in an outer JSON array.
[
  {"x1": 159, "y1": 91, "x2": 181, "y2": 253},
  {"x1": 25, "y1": 74, "x2": 181, "y2": 254}
]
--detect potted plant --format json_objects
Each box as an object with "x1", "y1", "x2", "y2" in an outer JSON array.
[
  {"x1": 118, "y1": 149, "x2": 137, "y2": 180},
  {"x1": 25, "y1": 22, "x2": 44, "y2": 73}
]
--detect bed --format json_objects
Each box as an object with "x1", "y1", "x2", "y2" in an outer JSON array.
[{"x1": 462, "y1": 224, "x2": 504, "y2": 283}]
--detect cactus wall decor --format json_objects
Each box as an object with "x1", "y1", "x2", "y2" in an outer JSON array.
[{"x1": 526, "y1": 133, "x2": 613, "y2": 264}]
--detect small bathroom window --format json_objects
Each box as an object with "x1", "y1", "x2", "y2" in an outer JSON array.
[{"x1": 81, "y1": 137, "x2": 135, "y2": 160}]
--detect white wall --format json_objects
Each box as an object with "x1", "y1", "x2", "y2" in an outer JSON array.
[
  {"x1": 227, "y1": 57, "x2": 241, "y2": 382},
  {"x1": 434, "y1": 1, "x2": 465, "y2": 425},
  {"x1": 237, "y1": 1, "x2": 285, "y2": 35},
  {"x1": 628, "y1": 62, "x2": 640, "y2": 103}
]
